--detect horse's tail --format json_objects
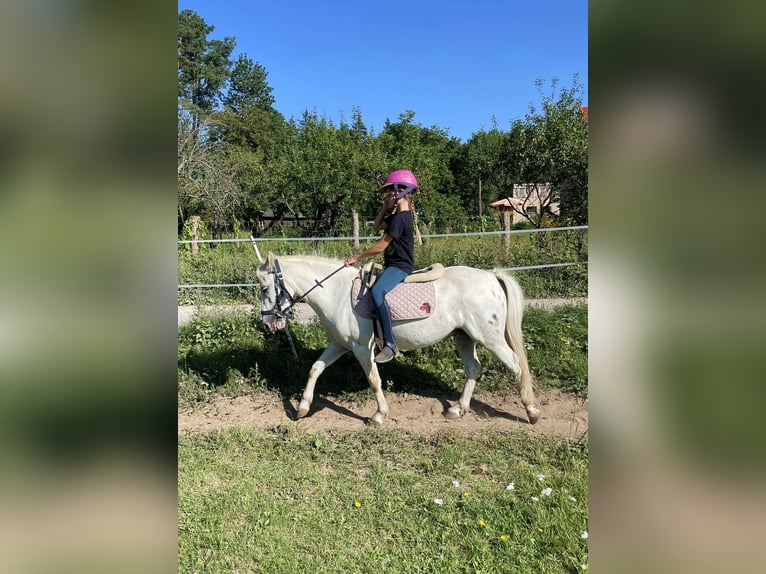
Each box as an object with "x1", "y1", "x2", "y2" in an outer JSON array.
[{"x1": 494, "y1": 271, "x2": 538, "y2": 417}]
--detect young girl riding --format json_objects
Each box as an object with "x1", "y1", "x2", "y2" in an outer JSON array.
[{"x1": 344, "y1": 169, "x2": 417, "y2": 363}]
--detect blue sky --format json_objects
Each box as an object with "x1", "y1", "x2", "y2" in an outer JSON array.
[{"x1": 178, "y1": 0, "x2": 587, "y2": 142}]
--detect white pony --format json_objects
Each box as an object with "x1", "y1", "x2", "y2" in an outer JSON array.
[{"x1": 255, "y1": 252, "x2": 540, "y2": 426}]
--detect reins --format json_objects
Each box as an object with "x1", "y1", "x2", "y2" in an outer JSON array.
[
  {"x1": 283, "y1": 263, "x2": 347, "y2": 314},
  {"x1": 267, "y1": 259, "x2": 348, "y2": 320}
]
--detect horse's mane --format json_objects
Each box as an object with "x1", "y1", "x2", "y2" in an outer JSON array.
[{"x1": 282, "y1": 254, "x2": 344, "y2": 267}]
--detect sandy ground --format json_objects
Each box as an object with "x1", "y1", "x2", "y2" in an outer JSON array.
[{"x1": 178, "y1": 388, "x2": 588, "y2": 441}]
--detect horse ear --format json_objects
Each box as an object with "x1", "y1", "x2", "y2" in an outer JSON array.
[
  {"x1": 267, "y1": 251, "x2": 276, "y2": 268},
  {"x1": 250, "y1": 234, "x2": 264, "y2": 263}
]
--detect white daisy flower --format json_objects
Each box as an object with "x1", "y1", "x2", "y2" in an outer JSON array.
[
  {"x1": 531, "y1": 496, "x2": 539, "y2": 502},
  {"x1": 581, "y1": 531, "x2": 588, "y2": 539},
  {"x1": 434, "y1": 498, "x2": 444, "y2": 505},
  {"x1": 452, "y1": 480, "x2": 460, "y2": 488},
  {"x1": 541, "y1": 487, "x2": 552, "y2": 497},
  {"x1": 506, "y1": 482, "x2": 515, "y2": 490},
  {"x1": 568, "y1": 496, "x2": 577, "y2": 502},
  {"x1": 537, "y1": 474, "x2": 545, "y2": 481}
]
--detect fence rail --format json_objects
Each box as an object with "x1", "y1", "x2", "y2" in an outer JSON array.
[
  {"x1": 177, "y1": 225, "x2": 588, "y2": 245},
  {"x1": 178, "y1": 226, "x2": 587, "y2": 290}
]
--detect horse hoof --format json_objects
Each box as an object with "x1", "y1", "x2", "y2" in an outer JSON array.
[
  {"x1": 296, "y1": 402, "x2": 310, "y2": 419},
  {"x1": 369, "y1": 412, "x2": 386, "y2": 426},
  {"x1": 526, "y1": 404, "x2": 541, "y2": 425},
  {"x1": 444, "y1": 406, "x2": 462, "y2": 420}
]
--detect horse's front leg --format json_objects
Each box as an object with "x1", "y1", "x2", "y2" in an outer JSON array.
[
  {"x1": 297, "y1": 342, "x2": 347, "y2": 419},
  {"x1": 351, "y1": 343, "x2": 389, "y2": 425}
]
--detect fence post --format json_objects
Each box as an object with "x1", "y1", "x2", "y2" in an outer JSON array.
[
  {"x1": 352, "y1": 210, "x2": 360, "y2": 252},
  {"x1": 502, "y1": 211, "x2": 511, "y2": 252},
  {"x1": 189, "y1": 215, "x2": 200, "y2": 258},
  {"x1": 414, "y1": 221, "x2": 423, "y2": 246}
]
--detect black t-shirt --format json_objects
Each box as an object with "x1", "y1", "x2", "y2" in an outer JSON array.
[{"x1": 383, "y1": 210, "x2": 414, "y2": 274}]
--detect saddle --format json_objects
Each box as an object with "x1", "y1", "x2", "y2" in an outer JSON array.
[{"x1": 351, "y1": 262, "x2": 444, "y2": 321}]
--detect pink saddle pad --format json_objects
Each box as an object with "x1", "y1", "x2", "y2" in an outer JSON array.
[{"x1": 351, "y1": 277, "x2": 435, "y2": 321}]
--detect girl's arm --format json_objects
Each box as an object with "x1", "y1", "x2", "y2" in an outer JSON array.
[{"x1": 344, "y1": 234, "x2": 393, "y2": 266}]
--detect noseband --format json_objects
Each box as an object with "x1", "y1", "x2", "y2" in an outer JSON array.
[{"x1": 262, "y1": 258, "x2": 296, "y2": 322}]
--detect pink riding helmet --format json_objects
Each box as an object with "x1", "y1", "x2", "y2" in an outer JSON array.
[{"x1": 378, "y1": 169, "x2": 419, "y2": 198}]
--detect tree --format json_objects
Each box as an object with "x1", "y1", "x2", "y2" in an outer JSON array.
[
  {"x1": 377, "y1": 111, "x2": 460, "y2": 231},
  {"x1": 455, "y1": 120, "x2": 514, "y2": 218},
  {"x1": 178, "y1": 113, "x2": 247, "y2": 237},
  {"x1": 518, "y1": 77, "x2": 588, "y2": 225},
  {"x1": 223, "y1": 54, "x2": 275, "y2": 113},
  {"x1": 177, "y1": 9, "x2": 235, "y2": 135},
  {"x1": 211, "y1": 54, "x2": 284, "y2": 152},
  {"x1": 481, "y1": 77, "x2": 588, "y2": 229}
]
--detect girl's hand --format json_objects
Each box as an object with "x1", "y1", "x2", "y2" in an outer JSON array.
[{"x1": 344, "y1": 255, "x2": 357, "y2": 267}]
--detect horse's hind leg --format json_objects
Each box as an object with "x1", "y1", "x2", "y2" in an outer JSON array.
[
  {"x1": 297, "y1": 342, "x2": 347, "y2": 419},
  {"x1": 446, "y1": 331, "x2": 482, "y2": 419},
  {"x1": 485, "y1": 341, "x2": 540, "y2": 424}
]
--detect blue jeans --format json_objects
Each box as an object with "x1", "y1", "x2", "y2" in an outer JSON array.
[
  {"x1": 370, "y1": 266, "x2": 408, "y2": 351},
  {"x1": 371, "y1": 266, "x2": 408, "y2": 307}
]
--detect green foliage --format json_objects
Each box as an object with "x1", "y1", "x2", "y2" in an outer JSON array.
[
  {"x1": 177, "y1": 229, "x2": 588, "y2": 305},
  {"x1": 518, "y1": 77, "x2": 588, "y2": 224},
  {"x1": 456, "y1": 122, "x2": 519, "y2": 217},
  {"x1": 180, "y1": 217, "x2": 210, "y2": 256},
  {"x1": 179, "y1": 428, "x2": 588, "y2": 573},
  {"x1": 176, "y1": 10, "x2": 587, "y2": 261},
  {"x1": 177, "y1": 10, "x2": 235, "y2": 115},
  {"x1": 522, "y1": 304, "x2": 588, "y2": 394},
  {"x1": 177, "y1": 303, "x2": 588, "y2": 407},
  {"x1": 224, "y1": 54, "x2": 275, "y2": 112},
  {"x1": 178, "y1": 313, "x2": 271, "y2": 406}
]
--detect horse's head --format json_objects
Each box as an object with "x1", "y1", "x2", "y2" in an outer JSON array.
[{"x1": 255, "y1": 251, "x2": 288, "y2": 332}]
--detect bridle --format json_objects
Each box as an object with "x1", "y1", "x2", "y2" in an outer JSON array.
[
  {"x1": 260, "y1": 257, "x2": 347, "y2": 359},
  {"x1": 261, "y1": 257, "x2": 347, "y2": 322},
  {"x1": 262, "y1": 257, "x2": 297, "y2": 322}
]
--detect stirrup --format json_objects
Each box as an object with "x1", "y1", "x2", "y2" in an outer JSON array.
[{"x1": 374, "y1": 345, "x2": 397, "y2": 364}]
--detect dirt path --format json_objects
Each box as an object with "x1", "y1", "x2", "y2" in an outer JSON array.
[{"x1": 178, "y1": 389, "x2": 588, "y2": 441}]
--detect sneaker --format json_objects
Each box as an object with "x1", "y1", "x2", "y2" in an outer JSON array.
[{"x1": 374, "y1": 345, "x2": 396, "y2": 363}]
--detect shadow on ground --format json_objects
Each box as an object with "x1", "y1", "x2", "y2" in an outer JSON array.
[{"x1": 178, "y1": 321, "x2": 528, "y2": 424}]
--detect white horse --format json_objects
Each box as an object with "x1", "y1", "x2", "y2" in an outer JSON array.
[{"x1": 255, "y1": 252, "x2": 540, "y2": 426}]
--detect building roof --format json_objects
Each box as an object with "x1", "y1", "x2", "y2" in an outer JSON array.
[
  {"x1": 260, "y1": 210, "x2": 306, "y2": 220},
  {"x1": 489, "y1": 197, "x2": 525, "y2": 212}
]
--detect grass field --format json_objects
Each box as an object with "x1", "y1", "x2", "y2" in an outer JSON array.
[
  {"x1": 179, "y1": 427, "x2": 588, "y2": 573},
  {"x1": 178, "y1": 303, "x2": 588, "y2": 572}
]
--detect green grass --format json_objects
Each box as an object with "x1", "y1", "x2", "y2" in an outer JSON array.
[
  {"x1": 177, "y1": 304, "x2": 588, "y2": 408},
  {"x1": 178, "y1": 230, "x2": 587, "y2": 304},
  {"x1": 178, "y1": 427, "x2": 588, "y2": 573},
  {"x1": 178, "y1": 303, "x2": 589, "y2": 573}
]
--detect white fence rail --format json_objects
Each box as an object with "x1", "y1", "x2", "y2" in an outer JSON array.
[
  {"x1": 177, "y1": 225, "x2": 588, "y2": 244},
  {"x1": 178, "y1": 225, "x2": 587, "y2": 290}
]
